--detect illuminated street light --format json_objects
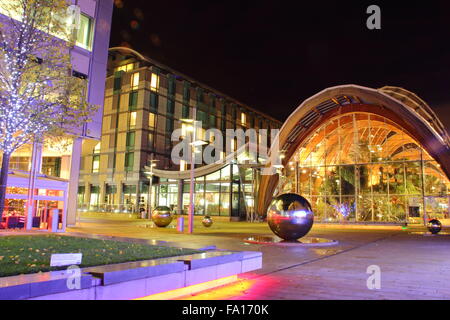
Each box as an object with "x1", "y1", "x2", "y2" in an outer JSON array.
[
  {"x1": 180, "y1": 118, "x2": 208, "y2": 234},
  {"x1": 144, "y1": 159, "x2": 159, "y2": 219}
]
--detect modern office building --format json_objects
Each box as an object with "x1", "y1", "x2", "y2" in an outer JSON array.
[
  {"x1": 0, "y1": 0, "x2": 114, "y2": 228},
  {"x1": 257, "y1": 85, "x2": 450, "y2": 225},
  {"x1": 78, "y1": 47, "x2": 282, "y2": 220}
]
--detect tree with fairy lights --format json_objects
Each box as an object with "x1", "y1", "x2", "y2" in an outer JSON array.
[{"x1": 0, "y1": 0, "x2": 97, "y2": 218}]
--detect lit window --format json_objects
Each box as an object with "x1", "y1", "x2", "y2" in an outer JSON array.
[
  {"x1": 94, "y1": 142, "x2": 101, "y2": 154},
  {"x1": 76, "y1": 14, "x2": 94, "y2": 51},
  {"x1": 241, "y1": 112, "x2": 247, "y2": 125},
  {"x1": 116, "y1": 66, "x2": 126, "y2": 73},
  {"x1": 129, "y1": 111, "x2": 137, "y2": 127},
  {"x1": 116, "y1": 63, "x2": 134, "y2": 73},
  {"x1": 149, "y1": 112, "x2": 156, "y2": 128},
  {"x1": 131, "y1": 72, "x2": 139, "y2": 89},
  {"x1": 151, "y1": 73, "x2": 159, "y2": 91},
  {"x1": 92, "y1": 155, "x2": 100, "y2": 173}
]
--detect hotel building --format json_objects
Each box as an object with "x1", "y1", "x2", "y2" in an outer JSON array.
[{"x1": 78, "y1": 47, "x2": 282, "y2": 220}]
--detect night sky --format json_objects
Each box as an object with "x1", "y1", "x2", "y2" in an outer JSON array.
[{"x1": 110, "y1": 0, "x2": 450, "y2": 131}]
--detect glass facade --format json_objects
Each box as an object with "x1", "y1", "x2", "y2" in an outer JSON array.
[
  {"x1": 282, "y1": 112, "x2": 450, "y2": 223},
  {"x1": 155, "y1": 164, "x2": 255, "y2": 218}
]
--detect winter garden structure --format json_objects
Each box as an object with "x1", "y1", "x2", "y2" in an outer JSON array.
[{"x1": 257, "y1": 85, "x2": 450, "y2": 225}]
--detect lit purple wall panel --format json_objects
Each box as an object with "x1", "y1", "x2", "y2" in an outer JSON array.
[{"x1": 84, "y1": 0, "x2": 114, "y2": 139}]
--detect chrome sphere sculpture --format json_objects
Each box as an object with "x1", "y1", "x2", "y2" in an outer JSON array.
[
  {"x1": 427, "y1": 219, "x2": 442, "y2": 234},
  {"x1": 152, "y1": 206, "x2": 174, "y2": 227},
  {"x1": 202, "y1": 215, "x2": 213, "y2": 227},
  {"x1": 267, "y1": 193, "x2": 314, "y2": 241}
]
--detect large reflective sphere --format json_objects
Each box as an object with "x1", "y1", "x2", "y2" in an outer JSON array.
[
  {"x1": 202, "y1": 215, "x2": 213, "y2": 227},
  {"x1": 267, "y1": 193, "x2": 314, "y2": 241},
  {"x1": 152, "y1": 206, "x2": 173, "y2": 227},
  {"x1": 427, "y1": 219, "x2": 442, "y2": 234}
]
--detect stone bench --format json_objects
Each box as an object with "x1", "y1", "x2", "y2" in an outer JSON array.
[{"x1": 0, "y1": 250, "x2": 262, "y2": 300}]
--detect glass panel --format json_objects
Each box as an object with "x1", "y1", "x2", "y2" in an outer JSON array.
[
  {"x1": 125, "y1": 152, "x2": 134, "y2": 171},
  {"x1": 151, "y1": 73, "x2": 159, "y2": 91},
  {"x1": 405, "y1": 161, "x2": 422, "y2": 194},
  {"x1": 406, "y1": 196, "x2": 423, "y2": 223},
  {"x1": 387, "y1": 196, "x2": 406, "y2": 222},
  {"x1": 244, "y1": 168, "x2": 253, "y2": 181},
  {"x1": 357, "y1": 194, "x2": 372, "y2": 222},
  {"x1": 183, "y1": 180, "x2": 190, "y2": 193},
  {"x1": 424, "y1": 161, "x2": 447, "y2": 196},
  {"x1": 205, "y1": 183, "x2": 220, "y2": 192},
  {"x1": 131, "y1": 72, "x2": 139, "y2": 89},
  {"x1": 232, "y1": 164, "x2": 239, "y2": 180},
  {"x1": 129, "y1": 91, "x2": 138, "y2": 109},
  {"x1": 129, "y1": 112, "x2": 136, "y2": 128},
  {"x1": 76, "y1": 14, "x2": 93, "y2": 50},
  {"x1": 221, "y1": 183, "x2": 230, "y2": 193},
  {"x1": 92, "y1": 155, "x2": 100, "y2": 173},
  {"x1": 206, "y1": 170, "x2": 221, "y2": 181},
  {"x1": 194, "y1": 192, "x2": 205, "y2": 215},
  {"x1": 339, "y1": 114, "x2": 357, "y2": 165},
  {"x1": 425, "y1": 197, "x2": 449, "y2": 221},
  {"x1": 325, "y1": 118, "x2": 339, "y2": 165},
  {"x1": 339, "y1": 196, "x2": 356, "y2": 221},
  {"x1": 298, "y1": 167, "x2": 311, "y2": 195},
  {"x1": 126, "y1": 132, "x2": 135, "y2": 148},
  {"x1": 195, "y1": 177, "x2": 204, "y2": 192},
  {"x1": 220, "y1": 165, "x2": 231, "y2": 181},
  {"x1": 220, "y1": 193, "x2": 230, "y2": 216},
  {"x1": 205, "y1": 193, "x2": 220, "y2": 215},
  {"x1": 310, "y1": 166, "x2": 325, "y2": 195}
]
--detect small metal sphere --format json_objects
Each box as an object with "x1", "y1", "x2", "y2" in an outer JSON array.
[
  {"x1": 152, "y1": 206, "x2": 174, "y2": 227},
  {"x1": 427, "y1": 219, "x2": 442, "y2": 234},
  {"x1": 202, "y1": 215, "x2": 213, "y2": 227},
  {"x1": 267, "y1": 193, "x2": 314, "y2": 241}
]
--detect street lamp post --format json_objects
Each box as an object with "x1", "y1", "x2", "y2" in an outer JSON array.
[
  {"x1": 181, "y1": 118, "x2": 207, "y2": 234},
  {"x1": 188, "y1": 124, "x2": 196, "y2": 234},
  {"x1": 146, "y1": 159, "x2": 159, "y2": 219}
]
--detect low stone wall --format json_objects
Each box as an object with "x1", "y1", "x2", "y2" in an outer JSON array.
[{"x1": 0, "y1": 251, "x2": 262, "y2": 300}]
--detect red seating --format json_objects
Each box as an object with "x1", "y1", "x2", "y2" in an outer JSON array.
[{"x1": 0, "y1": 215, "x2": 41, "y2": 229}]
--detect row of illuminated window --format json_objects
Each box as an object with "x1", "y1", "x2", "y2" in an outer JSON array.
[
  {"x1": 90, "y1": 133, "x2": 258, "y2": 174},
  {"x1": 126, "y1": 110, "x2": 270, "y2": 139},
  {"x1": 128, "y1": 111, "x2": 157, "y2": 128},
  {"x1": 114, "y1": 71, "x2": 160, "y2": 92},
  {"x1": 112, "y1": 72, "x2": 278, "y2": 128},
  {"x1": 91, "y1": 152, "x2": 135, "y2": 173},
  {"x1": 9, "y1": 156, "x2": 62, "y2": 177}
]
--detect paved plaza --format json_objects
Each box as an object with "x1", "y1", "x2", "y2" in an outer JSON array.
[{"x1": 67, "y1": 215, "x2": 450, "y2": 300}]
